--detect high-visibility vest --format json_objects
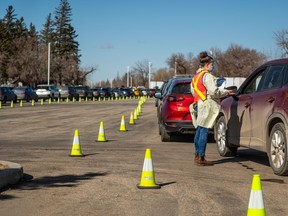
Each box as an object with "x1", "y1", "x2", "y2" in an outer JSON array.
[{"x1": 192, "y1": 70, "x2": 208, "y2": 102}]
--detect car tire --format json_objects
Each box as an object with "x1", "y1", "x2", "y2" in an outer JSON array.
[
  {"x1": 160, "y1": 125, "x2": 171, "y2": 142},
  {"x1": 215, "y1": 116, "x2": 237, "y2": 157},
  {"x1": 268, "y1": 123, "x2": 288, "y2": 176}
]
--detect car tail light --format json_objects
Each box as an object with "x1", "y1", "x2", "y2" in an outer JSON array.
[
  {"x1": 167, "y1": 95, "x2": 185, "y2": 102},
  {"x1": 68, "y1": 90, "x2": 71, "y2": 94}
]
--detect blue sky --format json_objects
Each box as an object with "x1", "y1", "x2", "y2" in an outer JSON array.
[{"x1": 1, "y1": 0, "x2": 287, "y2": 83}]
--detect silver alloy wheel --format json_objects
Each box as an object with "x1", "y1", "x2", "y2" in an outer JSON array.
[
  {"x1": 270, "y1": 129, "x2": 286, "y2": 169},
  {"x1": 217, "y1": 120, "x2": 226, "y2": 152}
]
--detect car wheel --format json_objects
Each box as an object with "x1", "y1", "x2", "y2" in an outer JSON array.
[
  {"x1": 268, "y1": 123, "x2": 288, "y2": 176},
  {"x1": 215, "y1": 116, "x2": 237, "y2": 157},
  {"x1": 160, "y1": 125, "x2": 171, "y2": 142}
]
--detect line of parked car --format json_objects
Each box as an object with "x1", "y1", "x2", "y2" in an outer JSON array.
[
  {"x1": 0, "y1": 84, "x2": 157, "y2": 104},
  {"x1": 155, "y1": 58, "x2": 288, "y2": 176}
]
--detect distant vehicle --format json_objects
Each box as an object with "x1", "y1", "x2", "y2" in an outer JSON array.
[
  {"x1": 58, "y1": 86, "x2": 79, "y2": 101},
  {"x1": 0, "y1": 86, "x2": 17, "y2": 103},
  {"x1": 74, "y1": 86, "x2": 93, "y2": 100},
  {"x1": 118, "y1": 87, "x2": 132, "y2": 98},
  {"x1": 12, "y1": 86, "x2": 38, "y2": 102},
  {"x1": 35, "y1": 84, "x2": 60, "y2": 101}
]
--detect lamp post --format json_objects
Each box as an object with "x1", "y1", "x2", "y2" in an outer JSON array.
[
  {"x1": 127, "y1": 66, "x2": 130, "y2": 87},
  {"x1": 47, "y1": 42, "x2": 51, "y2": 85},
  {"x1": 148, "y1": 62, "x2": 152, "y2": 89}
]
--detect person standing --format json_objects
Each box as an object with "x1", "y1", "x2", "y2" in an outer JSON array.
[{"x1": 190, "y1": 51, "x2": 234, "y2": 166}]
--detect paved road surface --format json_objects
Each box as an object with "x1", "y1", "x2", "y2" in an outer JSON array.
[{"x1": 0, "y1": 98, "x2": 287, "y2": 216}]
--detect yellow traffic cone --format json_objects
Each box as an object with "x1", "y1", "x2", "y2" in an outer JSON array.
[
  {"x1": 57, "y1": 97, "x2": 60, "y2": 103},
  {"x1": 69, "y1": 129, "x2": 84, "y2": 157},
  {"x1": 119, "y1": 115, "x2": 127, "y2": 131},
  {"x1": 10, "y1": 100, "x2": 14, "y2": 108},
  {"x1": 66, "y1": 97, "x2": 69, "y2": 103},
  {"x1": 133, "y1": 109, "x2": 138, "y2": 120},
  {"x1": 20, "y1": 100, "x2": 23, "y2": 107},
  {"x1": 97, "y1": 121, "x2": 107, "y2": 142},
  {"x1": 48, "y1": 98, "x2": 52, "y2": 104},
  {"x1": 247, "y1": 174, "x2": 266, "y2": 216},
  {"x1": 137, "y1": 148, "x2": 160, "y2": 189},
  {"x1": 41, "y1": 98, "x2": 44, "y2": 105},
  {"x1": 0, "y1": 101, "x2": 2, "y2": 109},
  {"x1": 32, "y1": 99, "x2": 35, "y2": 106},
  {"x1": 129, "y1": 112, "x2": 134, "y2": 125},
  {"x1": 79, "y1": 97, "x2": 82, "y2": 102}
]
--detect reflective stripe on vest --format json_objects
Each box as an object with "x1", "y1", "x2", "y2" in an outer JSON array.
[{"x1": 192, "y1": 70, "x2": 208, "y2": 102}]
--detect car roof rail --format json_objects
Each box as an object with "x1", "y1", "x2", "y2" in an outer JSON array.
[{"x1": 173, "y1": 74, "x2": 193, "y2": 78}]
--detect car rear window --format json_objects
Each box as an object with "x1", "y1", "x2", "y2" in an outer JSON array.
[{"x1": 172, "y1": 83, "x2": 191, "y2": 94}]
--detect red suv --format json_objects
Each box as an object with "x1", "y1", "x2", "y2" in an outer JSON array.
[
  {"x1": 156, "y1": 76, "x2": 195, "y2": 142},
  {"x1": 215, "y1": 58, "x2": 288, "y2": 175}
]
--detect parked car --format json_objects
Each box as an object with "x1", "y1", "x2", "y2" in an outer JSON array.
[
  {"x1": 35, "y1": 84, "x2": 60, "y2": 101},
  {"x1": 0, "y1": 86, "x2": 17, "y2": 103},
  {"x1": 12, "y1": 86, "x2": 38, "y2": 102},
  {"x1": 155, "y1": 76, "x2": 195, "y2": 142},
  {"x1": 74, "y1": 86, "x2": 93, "y2": 100},
  {"x1": 58, "y1": 86, "x2": 79, "y2": 101},
  {"x1": 118, "y1": 87, "x2": 132, "y2": 98},
  {"x1": 92, "y1": 88, "x2": 101, "y2": 99},
  {"x1": 214, "y1": 58, "x2": 288, "y2": 176}
]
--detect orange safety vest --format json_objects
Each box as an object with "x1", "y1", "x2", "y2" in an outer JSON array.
[{"x1": 192, "y1": 70, "x2": 208, "y2": 102}]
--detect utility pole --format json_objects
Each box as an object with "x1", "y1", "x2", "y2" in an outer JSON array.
[
  {"x1": 148, "y1": 62, "x2": 152, "y2": 89},
  {"x1": 127, "y1": 66, "x2": 130, "y2": 87},
  {"x1": 47, "y1": 42, "x2": 51, "y2": 85}
]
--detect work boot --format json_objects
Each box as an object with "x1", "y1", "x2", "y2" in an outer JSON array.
[
  {"x1": 198, "y1": 156, "x2": 214, "y2": 166},
  {"x1": 194, "y1": 155, "x2": 200, "y2": 165}
]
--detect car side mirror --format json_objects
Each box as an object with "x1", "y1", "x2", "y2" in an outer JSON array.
[{"x1": 155, "y1": 92, "x2": 162, "y2": 99}]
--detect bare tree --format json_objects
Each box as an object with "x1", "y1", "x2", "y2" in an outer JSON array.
[
  {"x1": 153, "y1": 68, "x2": 174, "y2": 81},
  {"x1": 166, "y1": 52, "x2": 195, "y2": 75},
  {"x1": 131, "y1": 59, "x2": 149, "y2": 87},
  {"x1": 275, "y1": 29, "x2": 288, "y2": 57},
  {"x1": 216, "y1": 44, "x2": 267, "y2": 77}
]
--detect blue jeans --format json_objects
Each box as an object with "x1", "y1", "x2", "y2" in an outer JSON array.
[{"x1": 194, "y1": 126, "x2": 209, "y2": 157}]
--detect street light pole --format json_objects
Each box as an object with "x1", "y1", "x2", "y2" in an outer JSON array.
[
  {"x1": 148, "y1": 62, "x2": 152, "y2": 89},
  {"x1": 127, "y1": 66, "x2": 130, "y2": 87},
  {"x1": 47, "y1": 42, "x2": 51, "y2": 85}
]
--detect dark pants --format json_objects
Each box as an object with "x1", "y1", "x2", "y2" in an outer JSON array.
[{"x1": 194, "y1": 126, "x2": 209, "y2": 157}]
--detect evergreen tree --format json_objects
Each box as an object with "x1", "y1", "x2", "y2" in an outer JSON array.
[{"x1": 53, "y1": 0, "x2": 80, "y2": 84}]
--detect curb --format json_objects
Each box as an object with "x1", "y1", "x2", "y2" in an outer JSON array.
[{"x1": 0, "y1": 161, "x2": 23, "y2": 190}]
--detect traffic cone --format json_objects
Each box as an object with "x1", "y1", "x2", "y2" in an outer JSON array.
[
  {"x1": 41, "y1": 99, "x2": 44, "y2": 105},
  {"x1": 119, "y1": 115, "x2": 127, "y2": 131},
  {"x1": 10, "y1": 100, "x2": 14, "y2": 108},
  {"x1": 137, "y1": 148, "x2": 161, "y2": 189},
  {"x1": 129, "y1": 112, "x2": 134, "y2": 125},
  {"x1": 247, "y1": 174, "x2": 266, "y2": 216},
  {"x1": 133, "y1": 109, "x2": 138, "y2": 120},
  {"x1": 48, "y1": 98, "x2": 52, "y2": 104},
  {"x1": 97, "y1": 121, "x2": 107, "y2": 142},
  {"x1": 0, "y1": 101, "x2": 2, "y2": 109},
  {"x1": 32, "y1": 99, "x2": 35, "y2": 106},
  {"x1": 57, "y1": 97, "x2": 60, "y2": 103},
  {"x1": 69, "y1": 129, "x2": 84, "y2": 157},
  {"x1": 20, "y1": 100, "x2": 23, "y2": 107}
]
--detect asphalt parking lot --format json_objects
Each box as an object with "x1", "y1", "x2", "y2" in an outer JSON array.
[{"x1": 0, "y1": 98, "x2": 288, "y2": 216}]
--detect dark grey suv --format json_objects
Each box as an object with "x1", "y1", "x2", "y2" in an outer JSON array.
[{"x1": 0, "y1": 86, "x2": 17, "y2": 103}]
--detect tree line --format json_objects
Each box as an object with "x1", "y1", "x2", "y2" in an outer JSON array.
[{"x1": 0, "y1": 0, "x2": 287, "y2": 88}]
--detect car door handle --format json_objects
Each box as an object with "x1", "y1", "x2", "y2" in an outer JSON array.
[{"x1": 267, "y1": 97, "x2": 275, "y2": 103}]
